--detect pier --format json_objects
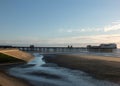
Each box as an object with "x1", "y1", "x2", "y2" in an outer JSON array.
[
  {"x1": 0, "y1": 45, "x2": 87, "y2": 53},
  {"x1": 14, "y1": 47, "x2": 87, "y2": 53},
  {"x1": 0, "y1": 43, "x2": 116, "y2": 53}
]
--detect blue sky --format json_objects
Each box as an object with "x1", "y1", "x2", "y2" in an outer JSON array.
[{"x1": 0, "y1": 0, "x2": 120, "y2": 47}]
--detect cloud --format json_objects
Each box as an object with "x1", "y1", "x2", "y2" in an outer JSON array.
[
  {"x1": 112, "y1": 20, "x2": 120, "y2": 24},
  {"x1": 59, "y1": 23, "x2": 120, "y2": 33},
  {"x1": 58, "y1": 28, "x2": 101, "y2": 33},
  {"x1": 104, "y1": 23, "x2": 120, "y2": 32},
  {"x1": 1, "y1": 21, "x2": 120, "y2": 47},
  {"x1": 1, "y1": 34, "x2": 120, "y2": 47},
  {"x1": 59, "y1": 20, "x2": 120, "y2": 33},
  {"x1": 50, "y1": 34, "x2": 120, "y2": 47}
]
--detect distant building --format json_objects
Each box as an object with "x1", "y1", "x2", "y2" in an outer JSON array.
[
  {"x1": 30, "y1": 45, "x2": 34, "y2": 48},
  {"x1": 100, "y1": 43, "x2": 117, "y2": 49},
  {"x1": 87, "y1": 43, "x2": 117, "y2": 52},
  {"x1": 30, "y1": 45, "x2": 35, "y2": 51}
]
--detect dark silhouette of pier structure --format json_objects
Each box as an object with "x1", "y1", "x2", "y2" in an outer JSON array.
[{"x1": 0, "y1": 45, "x2": 87, "y2": 53}]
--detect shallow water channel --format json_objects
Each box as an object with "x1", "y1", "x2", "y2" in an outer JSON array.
[{"x1": 9, "y1": 53, "x2": 120, "y2": 86}]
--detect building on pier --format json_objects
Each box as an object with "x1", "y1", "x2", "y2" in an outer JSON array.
[{"x1": 87, "y1": 43, "x2": 117, "y2": 52}]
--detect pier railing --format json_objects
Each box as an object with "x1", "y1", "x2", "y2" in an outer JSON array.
[
  {"x1": 17, "y1": 47, "x2": 86, "y2": 52},
  {"x1": 11, "y1": 47, "x2": 87, "y2": 53},
  {"x1": 0, "y1": 46, "x2": 115, "y2": 53}
]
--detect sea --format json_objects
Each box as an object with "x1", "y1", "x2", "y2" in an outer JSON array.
[{"x1": 9, "y1": 49, "x2": 120, "y2": 86}]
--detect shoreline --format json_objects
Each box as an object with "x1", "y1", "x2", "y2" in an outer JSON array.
[{"x1": 43, "y1": 54, "x2": 120, "y2": 84}]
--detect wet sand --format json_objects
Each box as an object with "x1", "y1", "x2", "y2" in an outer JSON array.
[
  {"x1": 43, "y1": 54, "x2": 120, "y2": 84},
  {"x1": 0, "y1": 71, "x2": 30, "y2": 86},
  {"x1": 0, "y1": 65, "x2": 32, "y2": 86}
]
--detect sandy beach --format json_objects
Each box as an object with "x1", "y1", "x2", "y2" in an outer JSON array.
[
  {"x1": 43, "y1": 54, "x2": 120, "y2": 84},
  {"x1": 1, "y1": 51, "x2": 120, "y2": 86}
]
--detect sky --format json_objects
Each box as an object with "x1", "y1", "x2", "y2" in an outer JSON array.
[{"x1": 0, "y1": 0, "x2": 120, "y2": 47}]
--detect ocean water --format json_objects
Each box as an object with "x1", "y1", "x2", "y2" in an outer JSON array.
[
  {"x1": 88, "y1": 49, "x2": 120, "y2": 57},
  {"x1": 9, "y1": 52, "x2": 120, "y2": 86},
  {"x1": 71, "y1": 49, "x2": 120, "y2": 57}
]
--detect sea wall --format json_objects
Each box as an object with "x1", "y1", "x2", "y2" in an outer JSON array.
[{"x1": 0, "y1": 49, "x2": 34, "y2": 63}]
